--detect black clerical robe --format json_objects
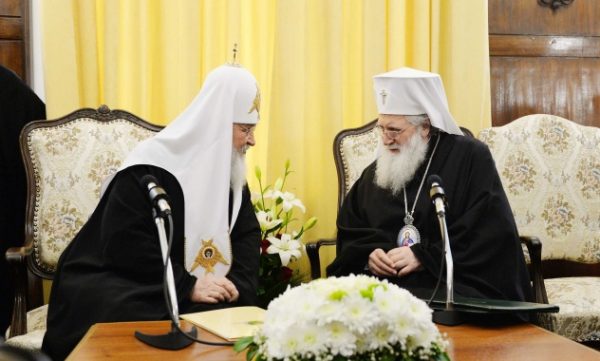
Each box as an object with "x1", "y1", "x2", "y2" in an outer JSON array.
[
  {"x1": 0, "y1": 65, "x2": 46, "y2": 334},
  {"x1": 42, "y1": 165, "x2": 260, "y2": 360},
  {"x1": 327, "y1": 132, "x2": 532, "y2": 304}
]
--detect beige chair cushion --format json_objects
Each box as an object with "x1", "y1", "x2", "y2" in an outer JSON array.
[
  {"x1": 5, "y1": 305, "x2": 48, "y2": 350},
  {"x1": 538, "y1": 277, "x2": 600, "y2": 342}
]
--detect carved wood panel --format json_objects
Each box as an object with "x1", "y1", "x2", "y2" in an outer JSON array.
[
  {"x1": 489, "y1": 0, "x2": 600, "y2": 127},
  {"x1": 0, "y1": 0, "x2": 29, "y2": 82}
]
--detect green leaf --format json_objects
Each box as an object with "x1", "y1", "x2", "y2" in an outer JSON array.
[
  {"x1": 246, "y1": 344, "x2": 259, "y2": 361},
  {"x1": 233, "y1": 336, "x2": 255, "y2": 353},
  {"x1": 434, "y1": 352, "x2": 451, "y2": 361}
]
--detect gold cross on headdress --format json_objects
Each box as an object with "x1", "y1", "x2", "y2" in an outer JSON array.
[
  {"x1": 231, "y1": 43, "x2": 238, "y2": 66},
  {"x1": 380, "y1": 89, "x2": 388, "y2": 105}
]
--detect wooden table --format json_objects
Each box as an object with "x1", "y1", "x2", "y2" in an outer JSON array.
[{"x1": 67, "y1": 320, "x2": 600, "y2": 360}]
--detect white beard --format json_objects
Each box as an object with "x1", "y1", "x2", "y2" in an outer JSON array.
[
  {"x1": 374, "y1": 132, "x2": 429, "y2": 196},
  {"x1": 230, "y1": 147, "x2": 248, "y2": 191}
]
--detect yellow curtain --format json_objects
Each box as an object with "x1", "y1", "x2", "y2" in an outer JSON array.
[{"x1": 42, "y1": 0, "x2": 490, "y2": 280}]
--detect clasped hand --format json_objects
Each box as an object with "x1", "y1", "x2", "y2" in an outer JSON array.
[
  {"x1": 368, "y1": 247, "x2": 422, "y2": 277},
  {"x1": 190, "y1": 274, "x2": 239, "y2": 304}
]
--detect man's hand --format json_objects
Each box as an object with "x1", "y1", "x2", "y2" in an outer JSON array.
[
  {"x1": 387, "y1": 247, "x2": 422, "y2": 277},
  {"x1": 368, "y1": 248, "x2": 397, "y2": 277},
  {"x1": 190, "y1": 274, "x2": 239, "y2": 304}
]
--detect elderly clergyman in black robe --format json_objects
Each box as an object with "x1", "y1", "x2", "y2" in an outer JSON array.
[
  {"x1": 327, "y1": 68, "x2": 531, "y2": 305},
  {"x1": 43, "y1": 65, "x2": 262, "y2": 360}
]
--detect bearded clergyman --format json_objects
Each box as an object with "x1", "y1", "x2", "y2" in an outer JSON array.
[
  {"x1": 327, "y1": 68, "x2": 532, "y2": 306},
  {"x1": 43, "y1": 64, "x2": 261, "y2": 360}
]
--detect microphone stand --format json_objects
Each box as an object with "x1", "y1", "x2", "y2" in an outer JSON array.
[
  {"x1": 431, "y1": 204, "x2": 462, "y2": 326},
  {"x1": 134, "y1": 210, "x2": 197, "y2": 349}
]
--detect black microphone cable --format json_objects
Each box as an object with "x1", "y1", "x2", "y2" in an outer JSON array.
[{"x1": 426, "y1": 248, "x2": 446, "y2": 307}]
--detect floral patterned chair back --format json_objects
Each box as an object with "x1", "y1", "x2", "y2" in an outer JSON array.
[
  {"x1": 333, "y1": 120, "x2": 379, "y2": 209},
  {"x1": 5, "y1": 106, "x2": 162, "y2": 349},
  {"x1": 478, "y1": 114, "x2": 600, "y2": 345}
]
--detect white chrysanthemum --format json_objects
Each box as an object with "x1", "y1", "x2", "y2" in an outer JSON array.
[
  {"x1": 324, "y1": 321, "x2": 357, "y2": 357},
  {"x1": 296, "y1": 323, "x2": 328, "y2": 357},
  {"x1": 338, "y1": 293, "x2": 380, "y2": 334},
  {"x1": 266, "y1": 233, "x2": 302, "y2": 266},
  {"x1": 253, "y1": 275, "x2": 447, "y2": 360}
]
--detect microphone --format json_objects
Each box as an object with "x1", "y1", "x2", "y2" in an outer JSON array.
[
  {"x1": 428, "y1": 174, "x2": 447, "y2": 216},
  {"x1": 134, "y1": 175, "x2": 232, "y2": 349},
  {"x1": 140, "y1": 175, "x2": 172, "y2": 216},
  {"x1": 427, "y1": 174, "x2": 461, "y2": 326}
]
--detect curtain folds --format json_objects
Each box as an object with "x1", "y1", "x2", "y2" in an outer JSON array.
[{"x1": 42, "y1": 0, "x2": 490, "y2": 277}]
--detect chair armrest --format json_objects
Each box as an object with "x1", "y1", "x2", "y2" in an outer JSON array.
[
  {"x1": 520, "y1": 236, "x2": 548, "y2": 304},
  {"x1": 306, "y1": 239, "x2": 336, "y2": 280},
  {"x1": 6, "y1": 245, "x2": 32, "y2": 337}
]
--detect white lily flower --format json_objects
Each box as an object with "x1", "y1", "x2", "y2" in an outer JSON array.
[
  {"x1": 255, "y1": 210, "x2": 282, "y2": 232},
  {"x1": 250, "y1": 191, "x2": 262, "y2": 204},
  {"x1": 280, "y1": 191, "x2": 306, "y2": 212},
  {"x1": 266, "y1": 233, "x2": 302, "y2": 266}
]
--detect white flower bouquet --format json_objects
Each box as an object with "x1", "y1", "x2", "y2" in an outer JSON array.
[
  {"x1": 252, "y1": 160, "x2": 317, "y2": 307},
  {"x1": 235, "y1": 274, "x2": 449, "y2": 361}
]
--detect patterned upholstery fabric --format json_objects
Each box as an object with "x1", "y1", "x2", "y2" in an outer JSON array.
[
  {"x1": 338, "y1": 127, "x2": 378, "y2": 197},
  {"x1": 9, "y1": 115, "x2": 158, "y2": 350},
  {"x1": 26, "y1": 118, "x2": 157, "y2": 273},
  {"x1": 478, "y1": 114, "x2": 600, "y2": 342},
  {"x1": 5, "y1": 305, "x2": 47, "y2": 350}
]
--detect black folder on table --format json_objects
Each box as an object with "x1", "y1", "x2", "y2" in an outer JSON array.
[{"x1": 426, "y1": 295, "x2": 559, "y2": 314}]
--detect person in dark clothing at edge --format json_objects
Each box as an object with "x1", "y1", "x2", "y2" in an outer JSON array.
[
  {"x1": 0, "y1": 65, "x2": 46, "y2": 335},
  {"x1": 43, "y1": 64, "x2": 262, "y2": 360},
  {"x1": 327, "y1": 68, "x2": 532, "y2": 310}
]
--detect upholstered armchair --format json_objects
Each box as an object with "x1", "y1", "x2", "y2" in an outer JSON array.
[
  {"x1": 306, "y1": 121, "x2": 477, "y2": 279},
  {"x1": 5, "y1": 106, "x2": 161, "y2": 350},
  {"x1": 306, "y1": 120, "x2": 379, "y2": 279},
  {"x1": 478, "y1": 114, "x2": 600, "y2": 345}
]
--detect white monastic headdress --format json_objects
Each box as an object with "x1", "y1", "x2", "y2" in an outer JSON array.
[
  {"x1": 373, "y1": 67, "x2": 463, "y2": 136},
  {"x1": 113, "y1": 64, "x2": 260, "y2": 278}
]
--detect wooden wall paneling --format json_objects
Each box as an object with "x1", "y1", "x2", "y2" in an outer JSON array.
[
  {"x1": 0, "y1": 0, "x2": 21, "y2": 16},
  {"x1": 489, "y1": 1, "x2": 600, "y2": 36},
  {"x1": 490, "y1": 57, "x2": 600, "y2": 127},
  {"x1": 0, "y1": 0, "x2": 28, "y2": 82},
  {"x1": 490, "y1": 35, "x2": 600, "y2": 58},
  {"x1": 489, "y1": 0, "x2": 600, "y2": 128},
  {"x1": 0, "y1": 40, "x2": 22, "y2": 74}
]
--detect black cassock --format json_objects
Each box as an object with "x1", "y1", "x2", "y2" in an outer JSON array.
[
  {"x1": 42, "y1": 165, "x2": 260, "y2": 360},
  {"x1": 327, "y1": 132, "x2": 532, "y2": 304},
  {"x1": 0, "y1": 65, "x2": 46, "y2": 334}
]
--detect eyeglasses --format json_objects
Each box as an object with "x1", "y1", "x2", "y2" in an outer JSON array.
[
  {"x1": 236, "y1": 124, "x2": 256, "y2": 136},
  {"x1": 375, "y1": 124, "x2": 411, "y2": 139}
]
